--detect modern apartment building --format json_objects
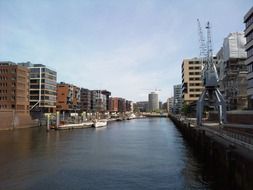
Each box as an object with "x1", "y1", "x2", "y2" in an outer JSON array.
[
  {"x1": 91, "y1": 90, "x2": 107, "y2": 112},
  {"x1": 173, "y1": 84, "x2": 182, "y2": 114},
  {"x1": 80, "y1": 88, "x2": 91, "y2": 112},
  {"x1": 244, "y1": 7, "x2": 253, "y2": 109},
  {"x1": 148, "y1": 92, "x2": 159, "y2": 112},
  {"x1": 167, "y1": 97, "x2": 174, "y2": 113},
  {"x1": 101, "y1": 90, "x2": 111, "y2": 111},
  {"x1": 109, "y1": 97, "x2": 119, "y2": 112},
  {"x1": 19, "y1": 62, "x2": 57, "y2": 114},
  {"x1": 56, "y1": 82, "x2": 81, "y2": 112},
  {"x1": 136, "y1": 101, "x2": 148, "y2": 112},
  {"x1": 181, "y1": 58, "x2": 203, "y2": 105},
  {"x1": 0, "y1": 62, "x2": 29, "y2": 113},
  {"x1": 118, "y1": 98, "x2": 126, "y2": 113},
  {"x1": 217, "y1": 32, "x2": 247, "y2": 110},
  {"x1": 126, "y1": 100, "x2": 133, "y2": 112}
]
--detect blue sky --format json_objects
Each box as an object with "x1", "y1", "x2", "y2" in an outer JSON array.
[{"x1": 0, "y1": 0, "x2": 252, "y2": 102}]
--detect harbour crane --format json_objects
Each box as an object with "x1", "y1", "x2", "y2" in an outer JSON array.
[{"x1": 196, "y1": 19, "x2": 227, "y2": 126}]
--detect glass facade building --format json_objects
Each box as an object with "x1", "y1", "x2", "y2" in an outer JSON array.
[
  {"x1": 19, "y1": 62, "x2": 57, "y2": 113},
  {"x1": 244, "y1": 7, "x2": 253, "y2": 109}
]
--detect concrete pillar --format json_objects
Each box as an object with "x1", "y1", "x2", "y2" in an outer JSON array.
[
  {"x1": 12, "y1": 110, "x2": 16, "y2": 130},
  {"x1": 56, "y1": 111, "x2": 60, "y2": 128},
  {"x1": 82, "y1": 112, "x2": 86, "y2": 122},
  {"x1": 47, "y1": 114, "x2": 50, "y2": 131}
]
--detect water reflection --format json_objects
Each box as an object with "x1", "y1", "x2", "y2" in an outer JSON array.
[{"x1": 0, "y1": 118, "x2": 216, "y2": 190}]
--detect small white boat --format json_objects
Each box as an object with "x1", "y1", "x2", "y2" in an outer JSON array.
[
  {"x1": 58, "y1": 122, "x2": 93, "y2": 130},
  {"x1": 128, "y1": 114, "x2": 136, "y2": 120},
  {"x1": 57, "y1": 124, "x2": 76, "y2": 130},
  {"x1": 92, "y1": 120, "x2": 107, "y2": 128},
  {"x1": 80, "y1": 121, "x2": 94, "y2": 127}
]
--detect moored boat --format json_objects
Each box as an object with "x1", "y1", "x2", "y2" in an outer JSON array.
[
  {"x1": 79, "y1": 121, "x2": 93, "y2": 128},
  {"x1": 58, "y1": 122, "x2": 93, "y2": 130},
  {"x1": 92, "y1": 119, "x2": 107, "y2": 128}
]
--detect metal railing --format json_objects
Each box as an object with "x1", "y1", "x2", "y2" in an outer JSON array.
[{"x1": 204, "y1": 125, "x2": 253, "y2": 151}]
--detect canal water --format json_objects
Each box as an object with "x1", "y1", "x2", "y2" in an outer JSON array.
[{"x1": 0, "y1": 118, "x2": 216, "y2": 189}]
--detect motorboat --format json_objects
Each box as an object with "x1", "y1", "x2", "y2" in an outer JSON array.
[
  {"x1": 58, "y1": 122, "x2": 93, "y2": 130},
  {"x1": 92, "y1": 119, "x2": 107, "y2": 128},
  {"x1": 80, "y1": 121, "x2": 93, "y2": 127}
]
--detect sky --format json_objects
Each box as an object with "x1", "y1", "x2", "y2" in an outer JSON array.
[{"x1": 0, "y1": 0, "x2": 252, "y2": 102}]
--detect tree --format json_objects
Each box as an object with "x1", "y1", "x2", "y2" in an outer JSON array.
[{"x1": 182, "y1": 103, "x2": 190, "y2": 116}]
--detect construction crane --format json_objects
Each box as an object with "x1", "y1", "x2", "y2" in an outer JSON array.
[
  {"x1": 196, "y1": 20, "x2": 227, "y2": 126},
  {"x1": 142, "y1": 88, "x2": 161, "y2": 93}
]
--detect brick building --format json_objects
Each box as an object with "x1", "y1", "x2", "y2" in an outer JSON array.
[
  {"x1": 0, "y1": 61, "x2": 36, "y2": 129},
  {"x1": 0, "y1": 61, "x2": 29, "y2": 113},
  {"x1": 56, "y1": 82, "x2": 80, "y2": 112},
  {"x1": 109, "y1": 97, "x2": 119, "y2": 112}
]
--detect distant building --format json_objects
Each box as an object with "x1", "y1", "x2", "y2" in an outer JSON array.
[
  {"x1": 136, "y1": 101, "x2": 148, "y2": 112},
  {"x1": 162, "y1": 102, "x2": 167, "y2": 111},
  {"x1": 101, "y1": 90, "x2": 111, "y2": 111},
  {"x1": 217, "y1": 32, "x2": 247, "y2": 110},
  {"x1": 167, "y1": 97, "x2": 174, "y2": 113},
  {"x1": 91, "y1": 90, "x2": 107, "y2": 112},
  {"x1": 0, "y1": 61, "x2": 30, "y2": 113},
  {"x1": 181, "y1": 58, "x2": 204, "y2": 105},
  {"x1": 130, "y1": 101, "x2": 134, "y2": 112},
  {"x1": 126, "y1": 100, "x2": 133, "y2": 112},
  {"x1": 244, "y1": 7, "x2": 253, "y2": 109},
  {"x1": 19, "y1": 62, "x2": 57, "y2": 114},
  {"x1": 148, "y1": 92, "x2": 159, "y2": 112},
  {"x1": 80, "y1": 88, "x2": 91, "y2": 112},
  {"x1": 56, "y1": 82, "x2": 80, "y2": 112},
  {"x1": 133, "y1": 103, "x2": 139, "y2": 112},
  {"x1": 109, "y1": 97, "x2": 119, "y2": 112},
  {"x1": 173, "y1": 84, "x2": 182, "y2": 114},
  {"x1": 118, "y1": 98, "x2": 126, "y2": 112},
  {"x1": 159, "y1": 101, "x2": 162, "y2": 110}
]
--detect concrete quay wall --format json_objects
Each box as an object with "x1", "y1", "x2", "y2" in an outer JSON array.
[
  {"x1": 169, "y1": 115, "x2": 253, "y2": 190},
  {"x1": 0, "y1": 111, "x2": 39, "y2": 130}
]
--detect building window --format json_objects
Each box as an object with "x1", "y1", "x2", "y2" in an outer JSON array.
[
  {"x1": 246, "y1": 31, "x2": 253, "y2": 43},
  {"x1": 246, "y1": 16, "x2": 253, "y2": 29},
  {"x1": 248, "y1": 64, "x2": 253, "y2": 73},
  {"x1": 247, "y1": 47, "x2": 253, "y2": 58}
]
